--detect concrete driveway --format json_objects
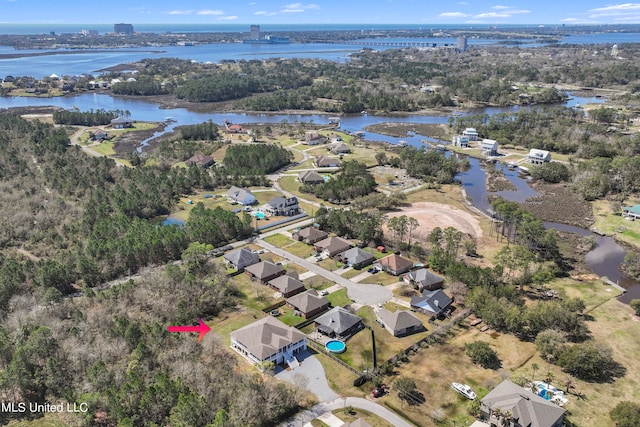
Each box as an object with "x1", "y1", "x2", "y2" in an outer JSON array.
[{"x1": 275, "y1": 350, "x2": 339, "y2": 402}]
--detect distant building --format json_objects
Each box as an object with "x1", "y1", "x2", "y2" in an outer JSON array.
[
  {"x1": 245, "y1": 261, "x2": 285, "y2": 284},
  {"x1": 480, "y1": 139, "x2": 498, "y2": 156},
  {"x1": 623, "y1": 204, "x2": 640, "y2": 220},
  {"x1": 462, "y1": 128, "x2": 479, "y2": 141},
  {"x1": 337, "y1": 247, "x2": 375, "y2": 269},
  {"x1": 226, "y1": 186, "x2": 257, "y2": 205},
  {"x1": 110, "y1": 117, "x2": 132, "y2": 129},
  {"x1": 114, "y1": 23, "x2": 134, "y2": 35},
  {"x1": 329, "y1": 142, "x2": 351, "y2": 154},
  {"x1": 314, "y1": 156, "x2": 341, "y2": 168},
  {"x1": 223, "y1": 248, "x2": 260, "y2": 271},
  {"x1": 297, "y1": 170, "x2": 325, "y2": 185},
  {"x1": 378, "y1": 254, "x2": 413, "y2": 276},
  {"x1": 263, "y1": 196, "x2": 299, "y2": 216},
  {"x1": 267, "y1": 275, "x2": 306, "y2": 298},
  {"x1": 403, "y1": 268, "x2": 444, "y2": 291},
  {"x1": 303, "y1": 131, "x2": 327, "y2": 145},
  {"x1": 457, "y1": 37, "x2": 468, "y2": 52},
  {"x1": 452, "y1": 135, "x2": 470, "y2": 148},
  {"x1": 527, "y1": 148, "x2": 552, "y2": 165},
  {"x1": 185, "y1": 154, "x2": 214, "y2": 168},
  {"x1": 314, "y1": 236, "x2": 352, "y2": 257}
]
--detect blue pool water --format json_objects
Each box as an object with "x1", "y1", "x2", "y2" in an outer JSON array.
[
  {"x1": 325, "y1": 340, "x2": 346, "y2": 353},
  {"x1": 252, "y1": 211, "x2": 266, "y2": 219}
]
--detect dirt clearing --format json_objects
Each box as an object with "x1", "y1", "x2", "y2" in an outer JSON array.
[{"x1": 385, "y1": 202, "x2": 483, "y2": 239}]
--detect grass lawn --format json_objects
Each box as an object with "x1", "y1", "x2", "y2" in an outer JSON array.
[
  {"x1": 279, "y1": 176, "x2": 336, "y2": 208},
  {"x1": 312, "y1": 349, "x2": 368, "y2": 398},
  {"x1": 252, "y1": 190, "x2": 283, "y2": 205},
  {"x1": 326, "y1": 288, "x2": 352, "y2": 307},
  {"x1": 341, "y1": 268, "x2": 366, "y2": 280},
  {"x1": 6, "y1": 413, "x2": 83, "y2": 427},
  {"x1": 332, "y1": 409, "x2": 394, "y2": 427},
  {"x1": 230, "y1": 273, "x2": 280, "y2": 312},
  {"x1": 358, "y1": 272, "x2": 402, "y2": 286},
  {"x1": 592, "y1": 199, "x2": 640, "y2": 247},
  {"x1": 363, "y1": 247, "x2": 390, "y2": 260},
  {"x1": 304, "y1": 275, "x2": 335, "y2": 291},
  {"x1": 276, "y1": 305, "x2": 306, "y2": 326},
  {"x1": 318, "y1": 257, "x2": 342, "y2": 272},
  {"x1": 91, "y1": 141, "x2": 116, "y2": 156},
  {"x1": 264, "y1": 233, "x2": 293, "y2": 248},
  {"x1": 284, "y1": 241, "x2": 318, "y2": 258}
]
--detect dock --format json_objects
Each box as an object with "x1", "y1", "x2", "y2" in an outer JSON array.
[{"x1": 601, "y1": 276, "x2": 626, "y2": 293}]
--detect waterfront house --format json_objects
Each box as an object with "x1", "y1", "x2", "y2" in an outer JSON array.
[
  {"x1": 378, "y1": 254, "x2": 413, "y2": 276},
  {"x1": 226, "y1": 186, "x2": 257, "y2": 205},
  {"x1": 314, "y1": 307, "x2": 364, "y2": 339},
  {"x1": 403, "y1": 268, "x2": 444, "y2": 290},
  {"x1": 623, "y1": 204, "x2": 640, "y2": 220},
  {"x1": 292, "y1": 226, "x2": 328, "y2": 245},
  {"x1": 231, "y1": 316, "x2": 307, "y2": 367},
  {"x1": 527, "y1": 148, "x2": 552, "y2": 165},
  {"x1": 227, "y1": 123, "x2": 247, "y2": 134},
  {"x1": 267, "y1": 275, "x2": 306, "y2": 298},
  {"x1": 223, "y1": 248, "x2": 260, "y2": 271},
  {"x1": 480, "y1": 139, "x2": 498, "y2": 156},
  {"x1": 337, "y1": 247, "x2": 375, "y2": 269},
  {"x1": 452, "y1": 135, "x2": 470, "y2": 148},
  {"x1": 314, "y1": 236, "x2": 352, "y2": 257},
  {"x1": 92, "y1": 129, "x2": 108, "y2": 141},
  {"x1": 245, "y1": 261, "x2": 285, "y2": 284},
  {"x1": 303, "y1": 131, "x2": 327, "y2": 145},
  {"x1": 185, "y1": 154, "x2": 214, "y2": 168},
  {"x1": 297, "y1": 170, "x2": 325, "y2": 185},
  {"x1": 463, "y1": 128, "x2": 479, "y2": 141},
  {"x1": 376, "y1": 308, "x2": 424, "y2": 337},
  {"x1": 479, "y1": 380, "x2": 566, "y2": 427},
  {"x1": 286, "y1": 289, "x2": 330, "y2": 319},
  {"x1": 314, "y1": 156, "x2": 342, "y2": 168},
  {"x1": 110, "y1": 117, "x2": 132, "y2": 129},
  {"x1": 329, "y1": 142, "x2": 351, "y2": 154},
  {"x1": 410, "y1": 289, "x2": 452, "y2": 319},
  {"x1": 263, "y1": 196, "x2": 299, "y2": 216}
]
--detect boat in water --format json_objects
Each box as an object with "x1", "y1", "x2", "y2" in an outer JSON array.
[{"x1": 451, "y1": 383, "x2": 476, "y2": 400}]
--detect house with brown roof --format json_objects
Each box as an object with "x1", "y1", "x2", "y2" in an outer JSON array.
[
  {"x1": 314, "y1": 156, "x2": 342, "y2": 168},
  {"x1": 185, "y1": 154, "x2": 214, "y2": 168},
  {"x1": 376, "y1": 308, "x2": 424, "y2": 337},
  {"x1": 267, "y1": 275, "x2": 306, "y2": 298},
  {"x1": 292, "y1": 226, "x2": 328, "y2": 245},
  {"x1": 479, "y1": 380, "x2": 566, "y2": 427},
  {"x1": 330, "y1": 142, "x2": 351, "y2": 154},
  {"x1": 379, "y1": 254, "x2": 413, "y2": 276},
  {"x1": 227, "y1": 124, "x2": 247, "y2": 134},
  {"x1": 403, "y1": 268, "x2": 444, "y2": 291},
  {"x1": 297, "y1": 170, "x2": 325, "y2": 184},
  {"x1": 286, "y1": 289, "x2": 330, "y2": 319},
  {"x1": 245, "y1": 261, "x2": 285, "y2": 283},
  {"x1": 303, "y1": 131, "x2": 327, "y2": 145},
  {"x1": 230, "y1": 316, "x2": 307, "y2": 366},
  {"x1": 314, "y1": 236, "x2": 352, "y2": 257}
]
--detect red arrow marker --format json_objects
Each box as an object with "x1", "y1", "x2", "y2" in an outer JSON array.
[{"x1": 168, "y1": 317, "x2": 211, "y2": 343}]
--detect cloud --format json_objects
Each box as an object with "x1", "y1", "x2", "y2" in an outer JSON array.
[
  {"x1": 472, "y1": 7, "x2": 530, "y2": 20},
  {"x1": 589, "y1": 3, "x2": 640, "y2": 18},
  {"x1": 197, "y1": 9, "x2": 225, "y2": 16},
  {"x1": 474, "y1": 12, "x2": 511, "y2": 18},
  {"x1": 281, "y1": 3, "x2": 320, "y2": 13},
  {"x1": 457, "y1": 1, "x2": 469, "y2": 4},
  {"x1": 218, "y1": 15, "x2": 239, "y2": 20},
  {"x1": 439, "y1": 12, "x2": 472, "y2": 18},
  {"x1": 492, "y1": 5, "x2": 510, "y2": 9},
  {"x1": 255, "y1": 11, "x2": 278, "y2": 16},
  {"x1": 248, "y1": 2, "x2": 256, "y2": 4},
  {"x1": 168, "y1": 10, "x2": 193, "y2": 15}
]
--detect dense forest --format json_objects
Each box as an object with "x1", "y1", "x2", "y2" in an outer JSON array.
[
  {"x1": 301, "y1": 160, "x2": 377, "y2": 203},
  {"x1": 52, "y1": 109, "x2": 119, "y2": 126},
  {"x1": 222, "y1": 143, "x2": 293, "y2": 176}
]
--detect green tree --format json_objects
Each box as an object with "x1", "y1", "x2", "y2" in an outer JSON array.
[
  {"x1": 610, "y1": 401, "x2": 640, "y2": 427},
  {"x1": 535, "y1": 329, "x2": 568, "y2": 362},
  {"x1": 558, "y1": 341, "x2": 618, "y2": 381},
  {"x1": 630, "y1": 299, "x2": 640, "y2": 316},
  {"x1": 465, "y1": 341, "x2": 500, "y2": 369}
]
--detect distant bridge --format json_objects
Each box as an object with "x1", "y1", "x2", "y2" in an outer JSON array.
[{"x1": 307, "y1": 40, "x2": 459, "y2": 49}]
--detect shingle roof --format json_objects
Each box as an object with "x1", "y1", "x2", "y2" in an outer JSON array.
[
  {"x1": 379, "y1": 254, "x2": 413, "y2": 272},
  {"x1": 340, "y1": 247, "x2": 375, "y2": 265},
  {"x1": 298, "y1": 170, "x2": 325, "y2": 183},
  {"x1": 226, "y1": 186, "x2": 256, "y2": 204},
  {"x1": 186, "y1": 154, "x2": 214, "y2": 166},
  {"x1": 406, "y1": 268, "x2": 444, "y2": 287},
  {"x1": 410, "y1": 289, "x2": 452, "y2": 315},
  {"x1": 315, "y1": 236, "x2": 352, "y2": 255},
  {"x1": 481, "y1": 380, "x2": 565, "y2": 427},
  {"x1": 223, "y1": 248, "x2": 260, "y2": 270},
  {"x1": 295, "y1": 226, "x2": 328, "y2": 241},
  {"x1": 231, "y1": 316, "x2": 306, "y2": 360},
  {"x1": 377, "y1": 308, "x2": 422, "y2": 332},
  {"x1": 315, "y1": 156, "x2": 341, "y2": 167},
  {"x1": 268, "y1": 275, "x2": 305, "y2": 295},
  {"x1": 244, "y1": 261, "x2": 284, "y2": 280},
  {"x1": 286, "y1": 289, "x2": 329, "y2": 314},
  {"x1": 314, "y1": 307, "x2": 363, "y2": 335}
]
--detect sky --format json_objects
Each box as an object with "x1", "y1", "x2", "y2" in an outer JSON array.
[{"x1": 4, "y1": 0, "x2": 640, "y2": 25}]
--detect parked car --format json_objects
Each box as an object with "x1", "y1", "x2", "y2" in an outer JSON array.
[
  {"x1": 371, "y1": 385, "x2": 387, "y2": 398},
  {"x1": 320, "y1": 290, "x2": 329, "y2": 296},
  {"x1": 367, "y1": 267, "x2": 378, "y2": 274}
]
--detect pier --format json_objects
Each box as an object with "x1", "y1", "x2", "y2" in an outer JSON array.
[{"x1": 601, "y1": 276, "x2": 626, "y2": 293}]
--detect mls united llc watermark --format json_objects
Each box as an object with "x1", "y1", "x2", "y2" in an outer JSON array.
[{"x1": 1, "y1": 401, "x2": 88, "y2": 413}]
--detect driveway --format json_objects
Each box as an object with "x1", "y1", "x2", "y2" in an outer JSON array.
[
  {"x1": 274, "y1": 350, "x2": 339, "y2": 402},
  {"x1": 255, "y1": 239, "x2": 392, "y2": 305}
]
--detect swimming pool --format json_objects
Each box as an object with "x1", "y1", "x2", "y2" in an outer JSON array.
[
  {"x1": 251, "y1": 211, "x2": 266, "y2": 219},
  {"x1": 325, "y1": 340, "x2": 346, "y2": 354}
]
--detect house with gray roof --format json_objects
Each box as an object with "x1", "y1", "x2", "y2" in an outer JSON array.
[
  {"x1": 226, "y1": 186, "x2": 257, "y2": 206},
  {"x1": 403, "y1": 268, "x2": 444, "y2": 291},
  {"x1": 286, "y1": 289, "x2": 330, "y2": 319},
  {"x1": 303, "y1": 131, "x2": 327, "y2": 145},
  {"x1": 231, "y1": 316, "x2": 307, "y2": 366},
  {"x1": 223, "y1": 247, "x2": 260, "y2": 271},
  {"x1": 314, "y1": 156, "x2": 341, "y2": 168},
  {"x1": 410, "y1": 288, "x2": 452, "y2": 319},
  {"x1": 527, "y1": 148, "x2": 552, "y2": 165},
  {"x1": 314, "y1": 307, "x2": 364, "y2": 339},
  {"x1": 297, "y1": 170, "x2": 325, "y2": 184},
  {"x1": 379, "y1": 254, "x2": 413, "y2": 276},
  {"x1": 263, "y1": 196, "x2": 299, "y2": 216},
  {"x1": 267, "y1": 275, "x2": 306, "y2": 298},
  {"x1": 110, "y1": 117, "x2": 132, "y2": 129},
  {"x1": 337, "y1": 247, "x2": 375, "y2": 269},
  {"x1": 245, "y1": 261, "x2": 285, "y2": 283},
  {"x1": 314, "y1": 236, "x2": 352, "y2": 257},
  {"x1": 376, "y1": 308, "x2": 424, "y2": 337},
  {"x1": 479, "y1": 380, "x2": 566, "y2": 427},
  {"x1": 330, "y1": 142, "x2": 351, "y2": 154},
  {"x1": 292, "y1": 226, "x2": 328, "y2": 245}
]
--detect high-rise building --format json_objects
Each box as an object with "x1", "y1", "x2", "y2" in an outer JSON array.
[
  {"x1": 249, "y1": 25, "x2": 261, "y2": 39},
  {"x1": 457, "y1": 37, "x2": 468, "y2": 52},
  {"x1": 114, "y1": 23, "x2": 134, "y2": 35}
]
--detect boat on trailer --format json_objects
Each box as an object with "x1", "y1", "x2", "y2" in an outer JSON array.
[{"x1": 451, "y1": 382, "x2": 476, "y2": 400}]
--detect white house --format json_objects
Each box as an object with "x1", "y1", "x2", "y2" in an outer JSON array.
[
  {"x1": 231, "y1": 316, "x2": 307, "y2": 367},
  {"x1": 527, "y1": 148, "x2": 552, "y2": 165},
  {"x1": 452, "y1": 135, "x2": 470, "y2": 148},
  {"x1": 480, "y1": 139, "x2": 498, "y2": 156},
  {"x1": 462, "y1": 128, "x2": 479, "y2": 141}
]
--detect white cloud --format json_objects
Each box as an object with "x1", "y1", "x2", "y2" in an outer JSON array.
[
  {"x1": 281, "y1": 3, "x2": 320, "y2": 13},
  {"x1": 457, "y1": 1, "x2": 469, "y2": 4},
  {"x1": 254, "y1": 11, "x2": 278, "y2": 16},
  {"x1": 439, "y1": 12, "x2": 472, "y2": 18},
  {"x1": 218, "y1": 15, "x2": 239, "y2": 20},
  {"x1": 472, "y1": 7, "x2": 530, "y2": 20},
  {"x1": 474, "y1": 12, "x2": 511, "y2": 18},
  {"x1": 249, "y1": 2, "x2": 257, "y2": 5},
  {"x1": 589, "y1": 3, "x2": 640, "y2": 18},
  {"x1": 197, "y1": 9, "x2": 225, "y2": 16},
  {"x1": 492, "y1": 5, "x2": 510, "y2": 9},
  {"x1": 168, "y1": 10, "x2": 193, "y2": 15}
]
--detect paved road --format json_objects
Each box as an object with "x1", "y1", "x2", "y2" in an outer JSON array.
[{"x1": 255, "y1": 238, "x2": 392, "y2": 305}]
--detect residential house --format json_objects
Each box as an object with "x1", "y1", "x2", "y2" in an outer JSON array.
[
  {"x1": 297, "y1": 170, "x2": 325, "y2": 185},
  {"x1": 92, "y1": 129, "x2": 108, "y2": 141},
  {"x1": 110, "y1": 117, "x2": 132, "y2": 129},
  {"x1": 403, "y1": 268, "x2": 444, "y2": 291},
  {"x1": 376, "y1": 308, "x2": 424, "y2": 337},
  {"x1": 263, "y1": 196, "x2": 299, "y2": 216},
  {"x1": 479, "y1": 380, "x2": 566, "y2": 427},
  {"x1": 227, "y1": 124, "x2": 247, "y2": 134},
  {"x1": 527, "y1": 148, "x2": 552, "y2": 165},
  {"x1": 623, "y1": 204, "x2": 640, "y2": 220},
  {"x1": 292, "y1": 226, "x2": 328, "y2": 245},
  {"x1": 230, "y1": 316, "x2": 307, "y2": 366},
  {"x1": 267, "y1": 275, "x2": 306, "y2": 298},
  {"x1": 303, "y1": 131, "x2": 327, "y2": 145},
  {"x1": 452, "y1": 135, "x2": 470, "y2": 148},
  {"x1": 314, "y1": 156, "x2": 342, "y2": 168},
  {"x1": 286, "y1": 289, "x2": 330, "y2": 319},
  {"x1": 314, "y1": 236, "x2": 352, "y2": 257},
  {"x1": 378, "y1": 254, "x2": 413, "y2": 276},
  {"x1": 314, "y1": 307, "x2": 364, "y2": 339},
  {"x1": 226, "y1": 186, "x2": 257, "y2": 206},
  {"x1": 245, "y1": 261, "x2": 285, "y2": 284},
  {"x1": 223, "y1": 248, "x2": 260, "y2": 271},
  {"x1": 330, "y1": 142, "x2": 351, "y2": 154},
  {"x1": 185, "y1": 154, "x2": 214, "y2": 168},
  {"x1": 410, "y1": 289, "x2": 452, "y2": 319},
  {"x1": 481, "y1": 139, "x2": 498, "y2": 156},
  {"x1": 329, "y1": 134, "x2": 342, "y2": 144},
  {"x1": 337, "y1": 247, "x2": 375, "y2": 269},
  {"x1": 463, "y1": 128, "x2": 479, "y2": 141}
]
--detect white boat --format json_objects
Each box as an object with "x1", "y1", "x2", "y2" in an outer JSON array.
[{"x1": 451, "y1": 382, "x2": 476, "y2": 400}]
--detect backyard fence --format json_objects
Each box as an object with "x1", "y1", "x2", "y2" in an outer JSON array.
[
  {"x1": 307, "y1": 339, "x2": 363, "y2": 377},
  {"x1": 256, "y1": 212, "x2": 308, "y2": 231},
  {"x1": 261, "y1": 300, "x2": 286, "y2": 314}
]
